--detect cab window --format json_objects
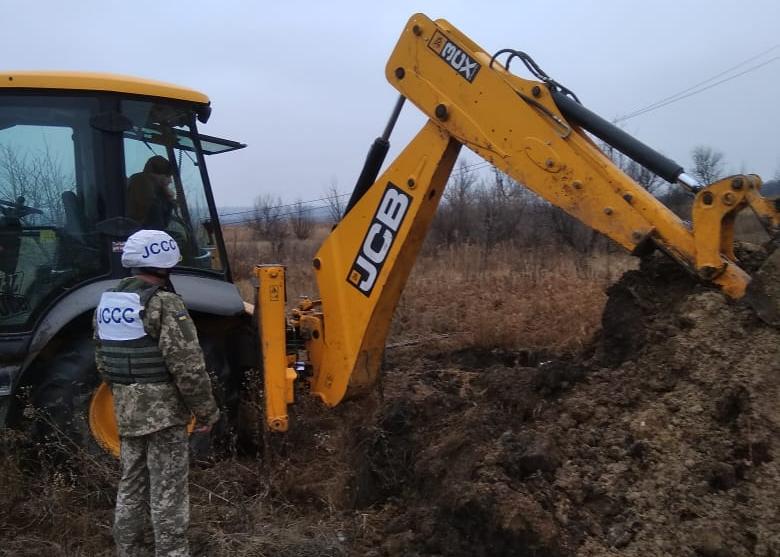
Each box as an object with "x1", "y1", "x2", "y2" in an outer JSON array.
[
  {"x1": 121, "y1": 100, "x2": 221, "y2": 271},
  {"x1": 0, "y1": 95, "x2": 106, "y2": 331}
]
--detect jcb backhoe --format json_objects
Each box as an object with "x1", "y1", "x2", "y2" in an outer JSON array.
[{"x1": 1, "y1": 14, "x2": 778, "y2": 455}]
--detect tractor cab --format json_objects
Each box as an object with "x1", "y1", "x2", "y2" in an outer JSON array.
[{"x1": 0, "y1": 73, "x2": 243, "y2": 334}]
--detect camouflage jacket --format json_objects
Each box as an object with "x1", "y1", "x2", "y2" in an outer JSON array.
[{"x1": 94, "y1": 277, "x2": 220, "y2": 437}]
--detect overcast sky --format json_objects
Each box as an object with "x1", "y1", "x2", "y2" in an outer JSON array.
[{"x1": 4, "y1": 0, "x2": 779, "y2": 208}]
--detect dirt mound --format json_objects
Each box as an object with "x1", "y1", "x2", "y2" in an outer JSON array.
[{"x1": 281, "y1": 252, "x2": 779, "y2": 556}]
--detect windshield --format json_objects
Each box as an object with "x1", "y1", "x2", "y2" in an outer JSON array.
[
  {"x1": 122, "y1": 99, "x2": 222, "y2": 272},
  {"x1": 0, "y1": 94, "x2": 107, "y2": 330}
]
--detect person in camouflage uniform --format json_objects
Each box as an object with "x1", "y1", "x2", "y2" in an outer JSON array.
[{"x1": 94, "y1": 229, "x2": 220, "y2": 557}]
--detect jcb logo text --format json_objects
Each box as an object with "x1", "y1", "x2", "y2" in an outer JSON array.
[{"x1": 347, "y1": 184, "x2": 410, "y2": 296}]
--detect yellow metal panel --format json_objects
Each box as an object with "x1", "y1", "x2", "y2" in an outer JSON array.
[
  {"x1": 308, "y1": 121, "x2": 459, "y2": 406},
  {"x1": 0, "y1": 71, "x2": 209, "y2": 104},
  {"x1": 255, "y1": 265, "x2": 296, "y2": 431}
]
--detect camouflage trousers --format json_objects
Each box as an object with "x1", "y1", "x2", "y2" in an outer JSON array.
[{"x1": 114, "y1": 425, "x2": 190, "y2": 557}]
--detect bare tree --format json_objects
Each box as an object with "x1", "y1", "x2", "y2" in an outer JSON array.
[
  {"x1": 474, "y1": 169, "x2": 528, "y2": 251},
  {"x1": 446, "y1": 159, "x2": 479, "y2": 208},
  {"x1": 432, "y1": 159, "x2": 479, "y2": 246},
  {"x1": 252, "y1": 194, "x2": 288, "y2": 259},
  {"x1": 0, "y1": 143, "x2": 71, "y2": 225},
  {"x1": 549, "y1": 205, "x2": 601, "y2": 255},
  {"x1": 288, "y1": 198, "x2": 314, "y2": 240},
  {"x1": 324, "y1": 179, "x2": 344, "y2": 225},
  {"x1": 691, "y1": 145, "x2": 725, "y2": 185}
]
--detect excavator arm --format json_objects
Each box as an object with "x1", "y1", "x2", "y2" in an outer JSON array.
[{"x1": 258, "y1": 13, "x2": 780, "y2": 429}]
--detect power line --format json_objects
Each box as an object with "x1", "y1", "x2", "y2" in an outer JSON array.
[
  {"x1": 614, "y1": 45, "x2": 779, "y2": 123},
  {"x1": 616, "y1": 44, "x2": 779, "y2": 121},
  {"x1": 615, "y1": 44, "x2": 779, "y2": 121},
  {"x1": 620, "y1": 56, "x2": 779, "y2": 121},
  {"x1": 617, "y1": 56, "x2": 779, "y2": 122},
  {"x1": 453, "y1": 160, "x2": 492, "y2": 175},
  {"x1": 218, "y1": 192, "x2": 350, "y2": 218},
  {"x1": 223, "y1": 201, "x2": 335, "y2": 226}
]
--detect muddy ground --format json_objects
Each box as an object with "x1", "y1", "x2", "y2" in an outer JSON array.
[
  {"x1": 243, "y1": 251, "x2": 779, "y2": 557},
  {"x1": 2, "y1": 250, "x2": 778, "y2": 556}
]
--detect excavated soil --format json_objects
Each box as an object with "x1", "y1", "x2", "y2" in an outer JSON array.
[{"x1": 260, "y1": 251, "x2": 779, "y2": 556}]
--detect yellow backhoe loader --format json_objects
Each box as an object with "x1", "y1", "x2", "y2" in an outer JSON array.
[{"x1": 1, "y1": 14, "x2": 777, "y2": 455}]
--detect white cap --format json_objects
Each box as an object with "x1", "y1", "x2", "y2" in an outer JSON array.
[{"x1": 121, "y1": 230, "x2": 180, "y2": 269}]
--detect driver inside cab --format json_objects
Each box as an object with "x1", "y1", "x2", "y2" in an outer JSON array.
[{"x1": 126, "y1": 155, "x2": 176, "y2": 230}]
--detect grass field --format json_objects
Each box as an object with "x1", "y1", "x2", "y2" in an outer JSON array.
[{"x1": 224, "y1": 223, "x2": 634, "y2": 353}]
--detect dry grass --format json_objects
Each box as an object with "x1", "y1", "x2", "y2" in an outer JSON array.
[
  {"x1": 0, "y1": 406, "x2": 356, "y2": 557},
  {"x1": 0, "y1": 427, "x2": 117, "y2": 556},
  {"x1": 187, "y1": 454, "x2": 351, "y2": 557},
  {"x1": 391, "y1": 243, "x2": 632, "y2": 354},
  {"x1": 0, "y1": 227, "x2": 635, "y2": 555},
  {"x1": 0, "y1": 428, "x2": 353, "y2": 557},
  {"x1": 222, "y1": 225, "x2": 324, "y2": 303},
  {"x1": 226, "y1": 224, "x2": 634, "y2": 355}
]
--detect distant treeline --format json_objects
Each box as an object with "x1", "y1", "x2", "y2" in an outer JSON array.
[{"x1": 231, "y1": 144, "x2": 779, "y2": 259}]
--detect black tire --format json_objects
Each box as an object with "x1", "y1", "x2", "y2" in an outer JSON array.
[
  {"x1": 25, "y1": 332, "x2": 103, "y2": 457},
  {"x1": 190, "y1": 333, "x2": 243, "y2": 459}
]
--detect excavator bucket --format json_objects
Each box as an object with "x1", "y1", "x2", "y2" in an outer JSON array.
[
  {"x1": 743, "y1": 247, "x2": 780, "y2": 327},
  {"x1": 740, "y1": 187, "x2": 780, "y2": 327}
]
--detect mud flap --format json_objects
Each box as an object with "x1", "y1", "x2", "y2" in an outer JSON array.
[{"x1": 743, "y1": 248, "x2": 780, "y2": 327}]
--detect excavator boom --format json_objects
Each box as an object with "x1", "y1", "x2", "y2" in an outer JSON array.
[
  {"x1": 259, "y1": 13, "x2": 780, "y2": 428},
  {"x1": 383, "y1": 14, "x2": 771, "y2": 297}
]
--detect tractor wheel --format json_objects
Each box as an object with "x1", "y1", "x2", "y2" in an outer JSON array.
[
  {"x1": 26, "y1": 332, "x2": 103, "y2": 457},
  {"x1": 189, "y1": 334, "x2": 242, "y2": 458}
]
